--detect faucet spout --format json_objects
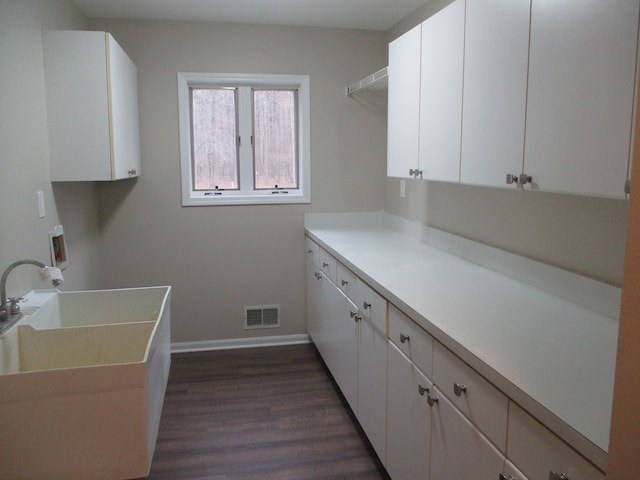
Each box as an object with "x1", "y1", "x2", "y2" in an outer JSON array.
[{"x1": 0, "y1": 259, "x2": 61, "y2": 323}]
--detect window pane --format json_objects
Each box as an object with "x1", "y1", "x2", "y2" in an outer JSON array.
[
  {"x1": 191, "y1": 88, "x2": 238, "y2": 190},
  {"x1": 253, "y1": 89, "x2": 298, "y2": 189}
]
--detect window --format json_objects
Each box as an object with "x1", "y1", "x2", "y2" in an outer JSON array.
[{"x1": 178, "y1": 73, "x2": 311, "y2": 205}]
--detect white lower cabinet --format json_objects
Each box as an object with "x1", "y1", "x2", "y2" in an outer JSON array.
[
  {"x1": 306, "y1": 255, "x2": 358, "y2": 411},
  {"x1": 507, "y1": 403, "x2": 605, "y2": 480},
  {"x1": 430, "y1": 385, "x2": 506, "y2": 479},
  {"x1": 306, "y1": 257, "x2": 322, "y2": 345},
  {"x1": 357, "y1": 315, "x2": 388, "y2": 463},
  {"x1": 306, "y1": 237, "x2": 603, "y2": 480},
  {"x1": 386, "y1": 342, "x2": 432, "y2": 480},
  {"x1": 306, "y1": 240, "x2": 387, "y2": 458},
  {"x1": 320, "y1": 275, "x2": 359, "y2": 412}
]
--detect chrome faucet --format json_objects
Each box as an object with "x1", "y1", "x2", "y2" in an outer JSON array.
[{"x1": 0, "y1": 259, "x2": 63, "y2": 323}]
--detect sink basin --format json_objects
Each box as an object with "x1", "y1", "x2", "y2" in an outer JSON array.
[{"x1": 0, "y1": 286, "x2": 171, "y2": 480}]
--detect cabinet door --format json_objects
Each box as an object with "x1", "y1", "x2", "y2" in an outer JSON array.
[
  {"x1": 419, "y1": 0, "x2": 465, "y2": 183},
  {"x1": 306, "y1": 260, "x2": 323, "y2": 345},
  {"x1": 460, "y1": 0, "x2": 530, "y2": 188},
  {"x1": 321, "y1": 282, "x2": 359, "y2": 413},
  {"x1": 108, "y1": 34, "x2": 141, "y2": 180},
  {"x1": 45, "y1": 31, "x2": 112, "y2": 181},
  {"x1": 524, "y1": 0, "x2": 639, "y2": 198},
  {"x1": 357, "y1": 316, "x2": 387, "y2": 463},
  {"x1": 387, "y1": 24, "x2": 421, "y2": 178},
  {"x1": 386, "y1": 342, "x2": 431, "y2": 480},
  {"x1": 430, "y1": 386, "x2": 505, "y2": 480}
]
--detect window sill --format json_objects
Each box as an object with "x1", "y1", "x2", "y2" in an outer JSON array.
[{"x1": 182, "y1": 192, "x2": 311, "y2": 206}]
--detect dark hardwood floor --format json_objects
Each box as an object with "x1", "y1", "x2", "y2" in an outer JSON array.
[{"x1": 139, "y1": 343, "x2": 389, "y2": 480}]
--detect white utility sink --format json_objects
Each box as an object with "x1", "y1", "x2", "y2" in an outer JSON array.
[{"x1": 0, "y1": 286, "x2": 172, "y2": 480}]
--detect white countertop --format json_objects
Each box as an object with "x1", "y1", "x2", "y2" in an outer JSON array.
[{"x1": 305, "y1": 212, "x2": 620, "y2": 468}]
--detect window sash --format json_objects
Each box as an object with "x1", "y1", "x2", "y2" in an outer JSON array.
[
  {"x1": 189, "y1": 87, "x2": 240, "y2": 191},
  {"x1": 252, "y1": 88, "x2": 299, "y2": 191}
]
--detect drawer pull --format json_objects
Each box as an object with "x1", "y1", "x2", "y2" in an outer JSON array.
[
  {"x1": 549, "y1": 472, "x2": 569, "y2": 480},
  {"x1": 322, "y1": 262, "x2": 329, "y2": 268},
  {"x1": 307, "y1": 249, "x2": 313, "y2": 254},
  {"x1": 349, "y1": 311, "x2": 361, "y2": 322},
  {"x1": 341, "y1": 279, "x2": 348, "y2": 286},
  {"x1": 314, "y1": 272, "x2": 322, "y2": 280},
  {"x1": 363, "y1": 301, "x2": 371, "y2": 309},
  {"x1": 499, "y1": 475, "x2": 515, "y2": 480},
  {"x1": 453, "y1": 383, "x2": 467, "y2": 397},
  {"x1": 427, "y1": 393, "x2": 439, "y2": 407},
  {"x1": 418, "y1": 384, "x2": 429, "y2": 396},
  {"x1": 400, "y1": 333, "x2": 410, "y2": 344}
]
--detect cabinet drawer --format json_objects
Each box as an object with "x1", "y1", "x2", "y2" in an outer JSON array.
[
  {"x1": 507, "y1": 403, "x2": 605, "y2": 480},
  {"x1": 305, "y1": 237, "x2": 319, "y2": 267},
  {"x1": 433, "y1": 342, "x2": 508, "y2": 452},
  {"x1": 336, "y1": 262, "x2": 357, "y2": 298},
  {"x1": 319, "y1": 248, "x2": 337, "y2": 284},
  {"x1": 388, "y1": 304, "x2": 433, "y2": 377},
  {"x1": 353, "y1": 280, "x2": 386, "y2": 334}
]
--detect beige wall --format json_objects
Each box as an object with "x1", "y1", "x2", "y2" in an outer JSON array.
[
  {"x1": 0, "y1": 0, "x2": 103, "y2": 296},
  {"x1": 384, "y1": 4, "x2": 628, "y2": 286},
  {"x1": 87, "y1": 19, "x2": 388, "y2": 342},
  {"x1": 386, "y1": 180, "x2": 628, "y2": 284}
]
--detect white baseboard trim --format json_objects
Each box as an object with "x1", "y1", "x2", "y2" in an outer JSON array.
[{"x1": 171, "y1": 333, "x2": 311, "y2": 353}]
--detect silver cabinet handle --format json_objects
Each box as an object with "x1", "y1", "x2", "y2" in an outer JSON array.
[
  {"x1": 322, "y1": 262, "x2": 329, "y2": 268},
  {"x1": 519, "y1": 173, "x2": 532, "y2": 185},
  {"x1": 349, "y1": 311, "x2": 361, "y2": 322},
  {"x1": 307, "y1": 249, "x2": 313, "y2": 254},
  {"x1": 128, "y1": 169, "x2": 137, "y2": 176},
  {"x1": 363, "y1": 301, "x2": 371, "y2": 309},
  {"x1": 549, "y1": 472, "x2": 569, "y2": 480},
  {"x1": 453, "y1": 383, "x2": 467, "y2": 397},
  {"x1": 400, "y1": 333, "x2": 410, "y2": 344},
  {"x1": 341, "y1": 279, "x2": 348, "y2": 286},
  {"x1": 314, "y1": 272, "x2": 322, "y2": 280},
  {"x1": 409, "y1": 168, "x2": 423, "y2": 178},
  {"x1": 499, "y1": 475, "x2": 515, "y2": 480},
  {"x1": 506, "y1": 173, "x2": 532, "y2": 186},
  {"x1": 427, "y1": 393, "x2": 439, "y2": 407},
  {"x1": 418, "y1": 384, "x2": 428, "y2": 396}
]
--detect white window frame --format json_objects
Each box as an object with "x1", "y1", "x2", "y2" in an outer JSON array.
[{"x1": 177, "y1": 72, "x2": 311, "y2": 206}]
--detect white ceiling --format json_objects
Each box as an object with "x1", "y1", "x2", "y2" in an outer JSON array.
[{"x1": 72, "y1": 0, "x2": 427, "y2": 31}]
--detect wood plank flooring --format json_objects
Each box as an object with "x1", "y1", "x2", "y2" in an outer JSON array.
[{"x1": 139, "y1": 343, "x2": 389, "y2": 480}]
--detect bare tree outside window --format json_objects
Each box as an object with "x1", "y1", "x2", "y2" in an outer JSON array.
[
  {"x1": 253, "y1": 89, "x2": 298, "y2": 189},
  {"x1": 191, "y1": 88, "x2": 239, "y2": 190}
]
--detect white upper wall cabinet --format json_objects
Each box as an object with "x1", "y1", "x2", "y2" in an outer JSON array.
[
  {"x1": 387, "y1": 0, "x2": 639, "y2": 199},
  {"x1": 387, "y1": 24, "x2": 422, "y2": 178},
  {"x1": 44, "y1": 31, "x2": 141, "y2": 181},
  {"x1": 419, "y1": 0, "x2": 465, "y2": 183},
  {"x1": 460, "y1": 0, "x2": 531, "y2": 188},
  {"x1": 523, "y1": 0, "x2": 639, "y2": 198}
]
